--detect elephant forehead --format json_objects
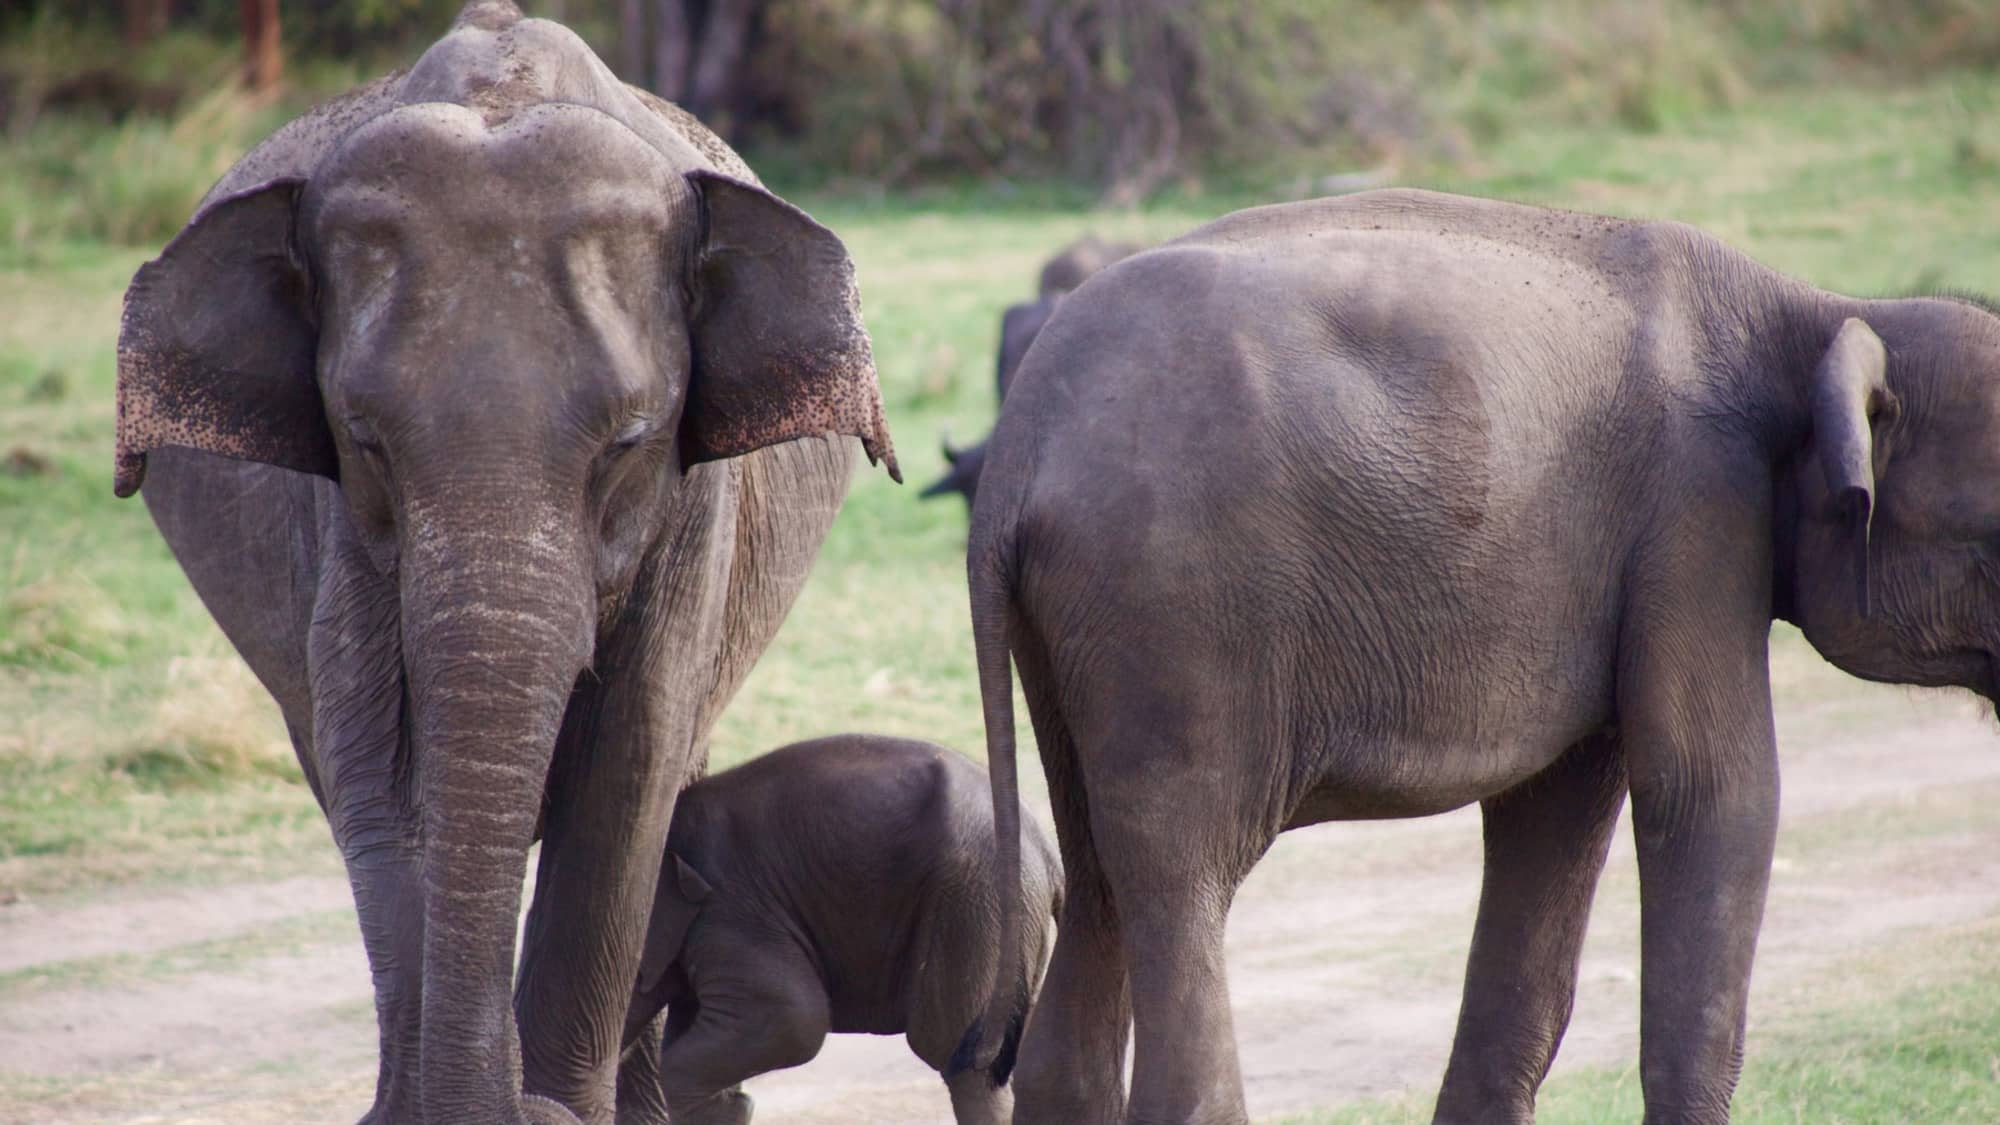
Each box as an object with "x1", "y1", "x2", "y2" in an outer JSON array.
[{"x1": 308, "y1": 102, "x2": 683, "y2": 235}]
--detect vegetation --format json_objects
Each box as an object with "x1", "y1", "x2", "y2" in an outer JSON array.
[{"x1": 3, "y1": 0, "x2": 2000, "y2": 1117}]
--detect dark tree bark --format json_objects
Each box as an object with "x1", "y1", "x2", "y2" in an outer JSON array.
[
  {"x1": 123, "y1": 0, "x2": 169, "y2": 49},
  {"x1": 687, "y1": 0, "x2": 758, "y2": 127},
  {"x1": 652, "y1": 0, "x2": 693, "y2": 104},
  {"x1": 240, "y1": 0, "x2": 283, "y2": 94},
  {"x1": 621, "y1": 0, "x2": 647, "y2": 86}
]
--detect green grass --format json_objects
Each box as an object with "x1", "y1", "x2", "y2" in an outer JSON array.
[
  {"x1": 1282, "y1": 918, "x2": 2000, "y2": 1124},
  {"x1": 4, "y1": 44, "x2": 2000, "y2": 1118},
  {"x1": 7, "y1": 61, "x2": 2000, "y2": 889}
]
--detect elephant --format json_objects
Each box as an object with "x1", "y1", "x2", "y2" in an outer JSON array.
[
  {"x1": 111, "y1": 4, "x2": 896, "y2": 1122},
  {"x1": 964, "y1": 187, "x2": 2000, "y2": 1124},
  {"x1": 613, "y1": 734, "x2": 1063, "y2": 1125},
  {"x1": 920, "y1": 236, "x2": 1141, "y2": 505}
]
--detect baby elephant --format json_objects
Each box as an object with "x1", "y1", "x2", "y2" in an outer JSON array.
[{"x1": 619, "y1": 734, "x2": 1063, "y2": 1125}]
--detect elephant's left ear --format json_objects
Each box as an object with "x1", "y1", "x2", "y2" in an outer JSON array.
[
  {"x1": 114, "y1": 178, "x2": 332, "y2": 497},
  {"x1": 681, "y1": 171, "x2": 899, "y2": 482}
]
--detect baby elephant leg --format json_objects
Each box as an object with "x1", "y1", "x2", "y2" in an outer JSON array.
[
  {"x1": 658, "y1": 966, "x2": 831, "y2": 1125},
  {"x1": 945, "y1": 1069, "x2": 1012, "y2": 1125}
]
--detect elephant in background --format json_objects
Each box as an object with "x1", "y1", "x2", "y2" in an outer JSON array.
[
  {"x1": 966, "y1": 188, "x2": 2000, "y2": 1123},
  {"x1": 114, "y1": 3, "x2": 895, "y2": 1122},
  {"x1": 614, "y1": 735, "x2": 1063, "y2": 1125},
  {"x1": 921, "y1": 236, "x2": 1141, "y2": 505}
]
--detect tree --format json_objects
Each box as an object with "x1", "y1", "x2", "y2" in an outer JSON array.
[{"x1": 241, "y1": 0, "x2": 282, "y2": 94}]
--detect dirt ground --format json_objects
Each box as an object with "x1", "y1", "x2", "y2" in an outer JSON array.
[{"x1": 4, "y1": 636, "x2": 1998, "y2": 1124}]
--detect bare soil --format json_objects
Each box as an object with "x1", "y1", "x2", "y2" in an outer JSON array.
[{"x1": 4, "y1": 638, "x2": 1997, "y2": 1124}]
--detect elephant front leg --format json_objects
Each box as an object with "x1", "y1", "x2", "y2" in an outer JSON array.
[
  {"x1": 514, "y1": 711, "x2": 688, "y2": 1124},
  {"x1": 656, "y1": 963, "x2": 832, "y2": 1125},
  {"x1": 1433, "y1": 733, "x2": 1628, "y2": 1125},
  {"x1": 1621, "y1": 627, "x2": 1780, "y2": 1124}
]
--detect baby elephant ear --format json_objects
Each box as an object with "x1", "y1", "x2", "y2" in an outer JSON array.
[
  {"x1": 681, "y1": 171, "x2": 899, "y2": 482},
  {"x1": 672, "y1": 853, "x2": 712, "y2": 902},
  {"x1": 635, "y1": 852, "x2": 713, "y2": 1002},
  {"x1": 115, "y1": 178, "x2": 330, "y2": 497},
  {"x1": 1809, "y1": 317, "x2": 1896, "y2": 617}
]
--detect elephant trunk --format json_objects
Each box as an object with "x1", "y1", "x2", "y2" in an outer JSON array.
[{"x1": 399, "y1": 509, "x2": 594, "y2": 1124}]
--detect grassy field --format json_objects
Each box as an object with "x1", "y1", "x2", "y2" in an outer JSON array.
[{"x1": 5, "y1": 53, "x2": 2000, "y2": 1121}]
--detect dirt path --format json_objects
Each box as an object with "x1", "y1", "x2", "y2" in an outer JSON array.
[{"x1": 3, "y1": 642, "x2": 1997, "y2": 1123}]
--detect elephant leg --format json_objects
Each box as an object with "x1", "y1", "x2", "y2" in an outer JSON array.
[
  {"x1": 613, "y1": 1008, "x2": 673, "y2": 1125},
  {"x1": 945, "y1": 1068, "x2": 1011, "y2": 1125},
  {"x1": 1011, "y1": 714, "x2": 1131, "y2": 1125},
  {"x1": 306, "y1": 514, "x2": 426, "y2": 1125},
  {"x1": 516, "y1": 495, "x2": 736, "y2": 1123},
  {"x1": 1622, "y1": 621, "x2": 1779, "y2": 1124},
  {"x1": 658, "y1": 958, "x2": 831, "y2": 1125},
  {"x1": 1092, "y1": 754, "x2": 1262, "y2": 1125},
  {"x1": 1433, "y1": 733, "x2": 1628, "y2": 1125},
  {"x1": 347, "y1": 846, "x2": 425, "y2": 1125}
]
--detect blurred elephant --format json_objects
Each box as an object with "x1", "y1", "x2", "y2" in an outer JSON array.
[
  {"x1": 920, "y1": 236, "x2": 1141, "y2": 505},
  {"x1": 614, "y1": 735, "x2": 1062, "y2": 1125},
  {"x1": 968, "y1": 189, "x2": 2000, "y2": 1123},
  {"x1": 113, "y1": 4, "x2": 895, "y2": 1122}
]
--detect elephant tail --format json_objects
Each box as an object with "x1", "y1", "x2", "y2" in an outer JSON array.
[{"x1": 954, "y1": 487, "x2": 1025, "y2": 1086}]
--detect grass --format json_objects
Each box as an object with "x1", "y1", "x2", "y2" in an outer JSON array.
[
  {"x1": 1282, "y1": 917, "x2": 2000, "y2": 1124},
  {"x1": 3, "y1": 30, "x2": 2000, "y2": 1119},
  {"x1": 7, "y1": 54, "x2": 2000, "y2": 887}
]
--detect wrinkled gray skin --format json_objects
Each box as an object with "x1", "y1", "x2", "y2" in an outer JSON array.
[
  {"x1": 112, "y1": 5, "x2": 896, "y2": 1124},
  {"x1": 968, "y1": 188, "x2": 2000, "y2": 1124},
  {"x1": 921, "y1": 236, "x2": 1141, "y2": 504},
  {"x1": 612, "y1": 735, "x2": 1062, "y2": 1125}
]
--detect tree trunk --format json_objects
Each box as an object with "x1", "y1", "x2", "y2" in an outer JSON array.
[
  {"x1": 620, "y1": 0, "x2": 648, "y2": 87},
  {"x1": 123, "y1": 0, "x2": 169, "y2": 49},
  {"x1": 240, "y1": 0, "x2": 283, "y2": 94},
  {"x1": 652, "y1": 0, "x2": 692, "y2": 103},
  {"x1": 688, "y1": 0, "x2": 757, "y2": 129}
]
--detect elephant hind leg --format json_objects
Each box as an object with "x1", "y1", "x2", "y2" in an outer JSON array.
[
  {"x1": 1086, "y1": 725, "x2": 1273, "y2": 1125},
  {"x1": 1434, "y1": 732, "x2": 1628, "y2": 1125},
  {"x1": 1009, "y1": 677, "x2": 1130, "y2": 1125}
]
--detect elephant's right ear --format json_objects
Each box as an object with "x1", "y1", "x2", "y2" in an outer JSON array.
[
  {"x1": 115, "y1": 178, "x2": 331, "y2": 497},
  {"x1": 1809, "y1": 317, "x2": 1898, "y2": 617}
]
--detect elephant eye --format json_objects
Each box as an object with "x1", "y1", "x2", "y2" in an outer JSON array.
[
  {"x1": 612, "y1": 417, "x2": 652, "y2": 451},
  {"x1": 345, "y1": 416, "x2": 385, "y2": 454}
]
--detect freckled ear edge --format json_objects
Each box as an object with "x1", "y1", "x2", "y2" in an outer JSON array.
[
  {"x1": 115, "y1": 178, "x2": 331, "y2": 497},
  {"x1": 680, "y1": 170, "x2": 899, "y2": 482}
]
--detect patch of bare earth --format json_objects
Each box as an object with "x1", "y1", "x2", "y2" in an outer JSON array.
[{"x1": 1, "y1": 638, "x2": 1994, "y2": 1123}]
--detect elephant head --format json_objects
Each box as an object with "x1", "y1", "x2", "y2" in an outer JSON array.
[
  {"x1": 113, "y1": 10, "x2": 894, "y2": 1118},
  {"x1": 1784, "y1": 302, "x2": 2000, "y2": 705}
]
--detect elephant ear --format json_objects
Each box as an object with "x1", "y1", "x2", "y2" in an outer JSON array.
[
  {"x1": 115, "y1": 178, "x2": 330, "y2": 497},
  {"x1": 1809, "y1": 317, "x2": 1898, "y2": 617},
  {"x1": 680, "y1": 170, "x2": 899, "y2": 481},
  {"x1": 635, "y1": 853, "x2": 713, "y2": 999}
]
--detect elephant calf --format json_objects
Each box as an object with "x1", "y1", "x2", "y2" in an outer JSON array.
[{"x1": 617, "y1": 734, "x2": 1062, "y2": 1125}]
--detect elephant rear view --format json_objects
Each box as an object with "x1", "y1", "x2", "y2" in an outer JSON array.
[
  {"x1": 115, "y1": 3, "x2": 895, "y2": 1122},
  {"x1": 966, "y1": 188, "x2": 2000, "y2": 1123}
]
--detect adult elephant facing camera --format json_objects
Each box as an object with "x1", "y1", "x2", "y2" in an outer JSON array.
[
  {"x1": 969, "y1": 188, "x2": 2000, "y2": 1123},
  {"x1": 115, "y1": 4, "x2": 896, "y2": 1124}
]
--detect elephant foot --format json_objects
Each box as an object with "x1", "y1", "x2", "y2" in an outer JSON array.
[
  {"x1": 524, "y1": 1093, "x2": 586, "y2": 1125},
  {"x1": 669, "y1": 1089, "x2": 755, "y2": 1125}
]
